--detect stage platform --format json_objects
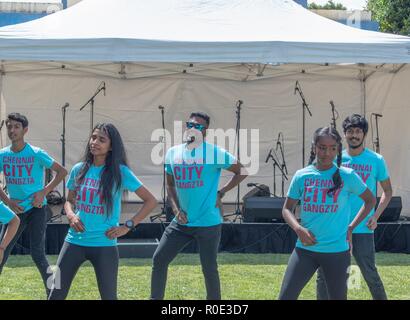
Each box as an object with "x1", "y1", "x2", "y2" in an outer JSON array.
[{"x1": 9, "y1": 221, "x2": 410, "y2": 256}]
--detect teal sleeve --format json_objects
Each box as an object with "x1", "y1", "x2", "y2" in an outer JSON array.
[
  {"x1": 377, "y1": 156, "x2": 389, "y2": 182},
  {"x1": 347, "y1": 171, "x2": 368, "y2": 196},
  {"x1": 66, "y1": 165, "x2": 80, "y2": 191},
  {"x1": 37, "y1": 149, "x2": 55, "y2": 169},
  {"x1": 0, "y1": 202, "x2": 16, "y2": 224},
  {"x1": 215, "y1": 146, "x2": 236, "y2": 170},
  {"x1": 287, "y1": 172, "x2": 302, "y2": 200},
  {"x1": 121, "y1": 166, "x2": 143, "y2": 192}
]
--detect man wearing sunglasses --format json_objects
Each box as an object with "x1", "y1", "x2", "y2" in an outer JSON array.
[{"x1": 151, "y1": 112, "x2": 247, "y2": 300}]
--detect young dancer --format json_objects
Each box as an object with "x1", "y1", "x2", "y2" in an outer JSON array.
[
  {"x1": 317, "y1": 115, "x2": 392, "y2": 300},
  {"x1": 150, "y1": 112, "x2": 247, "y2": 300},
  {"x1": 48, "y1": 123, "x2": 157, "y2": 300},
  {"x1": 279, "y1": 126, "x2": 376, "y2": 300},
  {"x1": 0, "y1": 112, "x2": 67, "y2": 297},
  {"x1": 0, "y1": 204, "x2": 20, "y2": 265}
]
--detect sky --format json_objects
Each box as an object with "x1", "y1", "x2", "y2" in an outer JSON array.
[{"x1": 308, "y1": 0, "x2": 367, "y2": 10}]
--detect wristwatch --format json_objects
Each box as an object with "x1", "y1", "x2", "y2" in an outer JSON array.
[
  {"x1": 125, "y1": 220, "x2": 135, "y2": 229},
  {"x1": 217, "y1": 190, "x2": 226, "y2": 198}
]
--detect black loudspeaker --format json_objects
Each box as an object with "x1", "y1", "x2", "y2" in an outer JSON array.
[
  {"x1": 377, "y1": 196, "x2": 402, "y2": 222},
  {"x1": 242, "y1": 185, "x2": 271, "y2": 198},
  {"x1": 243, "y1": 197, "x2": 285, "y2": 222}
]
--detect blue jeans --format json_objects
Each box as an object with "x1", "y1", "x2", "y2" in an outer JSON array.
[
  {"x1": 0, "y1": 206, "x2": 51, "y2": 297},
  {"x1": 316, "y1": 233, "x2": 387, "y2": 300}
]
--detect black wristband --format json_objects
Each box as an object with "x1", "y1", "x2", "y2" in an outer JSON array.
[{"x1": 217, "y1": 190, "x2": 225, "y2": 198}]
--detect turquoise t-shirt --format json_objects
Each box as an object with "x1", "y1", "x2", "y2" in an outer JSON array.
[
  {"x1": 287, "y1": 164, "x2": 367, "y2": 253},
  {"x1": 0, "y1": 143, "x2": 55, "y2": 213},
  {"x1": 0, "y1": 202, "x2": 16, "y2": 224},
  {"x1": 65, "y1": 163, "x2": 143, "y2": 247},
  {"x1": 342, "y1": 148, "x2": 389, "y2": 234},
  {"x1": 165, "y1": 142, "x2": 236, "y2": 227}
]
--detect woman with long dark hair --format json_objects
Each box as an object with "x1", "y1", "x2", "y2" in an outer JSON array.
[
  {"x1": 49, "y1": 123, "x2": 157, "y2": 300},
  {"x1": 279, "y1": 126, "x2": 376, "y2": 300}
]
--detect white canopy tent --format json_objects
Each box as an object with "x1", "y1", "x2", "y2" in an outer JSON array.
[
  {"x1": 0, "y1": 0, "x2": 409, "y2": 214},
  {"x1": 0, "y1": 0, "x2": 409, "y2": 63}
]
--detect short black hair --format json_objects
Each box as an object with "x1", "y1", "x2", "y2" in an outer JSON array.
[
  {"x1": 6, "y1": 113, "x2": 29, "y2": 128},
  {"x1": 342, "y1": 114, "x2": 368, "y2": 135},
  {"x1": 190, "y1": 112, "x2": 210, "y2": 127}
]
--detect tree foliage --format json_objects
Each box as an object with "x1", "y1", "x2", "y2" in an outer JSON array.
[
  {"x1": 308, "y1": 1, "x2": 347, "y2": 10},
  {"x1": 367, "y1": 0, "x2": 410, "y2": 35}
]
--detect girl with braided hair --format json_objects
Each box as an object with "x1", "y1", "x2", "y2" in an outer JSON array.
[
  {"x1": 317, "y1": 115, "x2": 392, "y2": 300},
  {"x1": 279, "y1": 126, "x2": 376, "y2": 300}
]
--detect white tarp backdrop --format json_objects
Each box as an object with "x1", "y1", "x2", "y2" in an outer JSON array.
[
  {"x1": 0, "y1": 0, "x2": 409, "y2": 214},
  {"x1": 0, "y1": 67, "x2": 381, "y2": 205},
  {"x1": 366, "y1": 65, "x2": 410, "y2": 215}
]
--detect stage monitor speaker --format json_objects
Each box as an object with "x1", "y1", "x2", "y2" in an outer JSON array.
[
  {"x1": 377, "y1": 196, "x2": 402, "y2": 222},
  {"x1": 243, "y1": 197, "x2": 285, "y2": 222},
  {"x1": 242, "y1": 185, "x2": 271, "y2": 199}
]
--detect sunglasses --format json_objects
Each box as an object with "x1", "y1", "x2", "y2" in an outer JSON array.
[{"x1": 186, "y1": 122, "x2": 206, "y2": 131}]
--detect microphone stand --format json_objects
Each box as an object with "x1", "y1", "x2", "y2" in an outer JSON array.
[
  {"x1": 276, "y1": 133, "x2": 289, "y2": 197},
  {"x1": 294, "y1": 81, "x2": 312, "y2": 167},
  {"x1": 329, "y1": 101, "x2": 339, "y2": 130},
  {"x1": 228, "y1": 100, "x2": 243, "y2": 223},
  {"x1": 266, "y1": 149, "x2": 287, "y2": 197},
  {"x1": 61, "y1": 103, "x2": 69, "y2": 201},
  {"x1": 150, "y1": 105, "x2": 167, "y2": 223},
  {"x1": 371, "y1": 113, "x2": 383, "y2": 196},
  {"x1": 372, "y1": 113, "x2": 382, "y2": 154},
  {"x1": 80, "y1": 81, "x2": 105, "y2": 133}
]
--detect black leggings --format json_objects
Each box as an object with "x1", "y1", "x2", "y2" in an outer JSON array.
[
  {"x1": 279, "y1": 247, "x2": 351, "y2": 300},
  {"x1": 151, "y1": 221, "x2": 222, "y2": 300},
  {"x1": 0, "y1": 207, "x2": 50, "y2": 297},
  {"x1": 48, "y1": 242, "x2": 119, "y2": 300}
]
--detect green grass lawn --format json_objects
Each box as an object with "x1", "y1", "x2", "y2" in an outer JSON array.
[{"x1": 0, "y1": 253, "x2": 408, "y2": 300}]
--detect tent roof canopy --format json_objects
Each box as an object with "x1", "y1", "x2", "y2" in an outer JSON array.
[{"x1": 0, "y1": 0, "x2": 409, "y2": 63}]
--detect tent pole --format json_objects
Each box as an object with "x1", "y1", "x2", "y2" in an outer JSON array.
[
  {"x1": 0, "y1": 69, "x2": 5, "y2": 149},
  {"x1": 360, "y1": 70, "x2": 366, "y2": 117}
]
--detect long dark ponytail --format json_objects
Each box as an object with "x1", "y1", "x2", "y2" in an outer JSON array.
[
  {"x1": 76, "y1": 123, "x2": 128, "y2": 217},
  {"x1": 308, "y1": 126, "x2": 343, "y2": 196}
]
